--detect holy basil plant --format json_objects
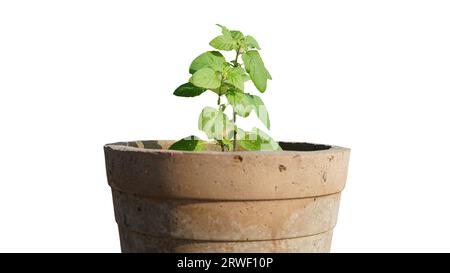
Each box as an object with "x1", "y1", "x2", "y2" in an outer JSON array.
[{"x1": 169, "y1": 25, "x2": 281, "y2": 152}]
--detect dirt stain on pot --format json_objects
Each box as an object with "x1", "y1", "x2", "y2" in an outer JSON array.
[
  {"x1": 278, "y1": 164, "x2": 287, "y2": 172},
  {"x1": 233, "y1": 155, "x2": 243, "y2": 163},
  {"x1": 322, "y1": 172, "x2": 328, "y2": 183}
]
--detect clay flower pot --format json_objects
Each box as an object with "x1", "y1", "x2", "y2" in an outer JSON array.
[{"x1": 104, "y1": 140, "x2": 350, "y2": 253}]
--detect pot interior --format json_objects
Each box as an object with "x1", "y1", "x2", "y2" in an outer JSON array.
[{"x1": 279, "y1": 142, "x2": 331, "y2": 151}]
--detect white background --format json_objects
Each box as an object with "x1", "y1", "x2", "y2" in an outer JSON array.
[{"x1": 1, "y1": 0, "x2": 449, "y2": 252}]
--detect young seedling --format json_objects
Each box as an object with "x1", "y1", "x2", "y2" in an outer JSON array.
[{"x1": 170, "y1": 24, "x2": 281, "y2": 152}]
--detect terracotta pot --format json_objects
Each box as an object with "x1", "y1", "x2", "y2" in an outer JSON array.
[{"x1": 104, "y1": 140, "x2": 350, "y2": 253}]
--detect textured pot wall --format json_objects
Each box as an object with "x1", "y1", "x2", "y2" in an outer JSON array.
[
  {"x1": 104, "y1": 140, "x2": 350, "y2": 253},
  {"x1": 118, "y1": 227, "x2": 334, "y2": 253}
]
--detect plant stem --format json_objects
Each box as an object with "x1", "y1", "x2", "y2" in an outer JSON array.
[
  {"x1": 233, "y1": 47, "x2": 240, "y2": 67},
  {"x1": 217, "y1": 94, "x2": 225, "y2": 152},
  {"x1": 231, "y1": 47, "x2": 240, "y2": 151},
  {"x1": 232, "y1": 111, "x2": 237, "y2": 151}
]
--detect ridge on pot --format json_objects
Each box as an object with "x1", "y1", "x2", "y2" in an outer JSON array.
[{"x1": 104, "y1": 140, "x2": 350, "y2": 253}]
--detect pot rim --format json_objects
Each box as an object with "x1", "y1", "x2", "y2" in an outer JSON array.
[
  {"x1": 104, "y1": 140, "x2": 350, "y2": 200},
  {"x1": 104, "y1": 140, "x2": 350, "y2": 156}
]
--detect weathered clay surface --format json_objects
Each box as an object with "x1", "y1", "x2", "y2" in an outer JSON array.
[
  {"x1": 104, "y1": 140, "x2": 350, "y2": 253},
  {"x1": 118, "y1": 226, "x2": 333, "y2": 253},
  {"x1": 112, "y1": 189, "x2": 340, "y2": 241}
]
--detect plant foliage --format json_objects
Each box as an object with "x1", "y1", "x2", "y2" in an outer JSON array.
[{"x1": 170, "y1": 24, "x2": 280, "y2": 152}]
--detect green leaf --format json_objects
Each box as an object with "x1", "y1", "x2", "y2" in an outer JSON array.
[
  {"x1": 226, "y1": 91, "x2": 254, "y2": 117},
  {"x1": 189, "y1": 51, "x2": 226, "y2": 74},
  {"x1": 236, "y1": 129, "x2": 260, "y2": 151},
  {"x1": 254, "y1": 128, "x2": 281, "y2": 151},
  {"x1": 211, "y1": 25, "x2": 245, "y2": 51},
  {"x1": 209, "y1": 35, "x2": 236, "y2": 51},
  {"x1": 216, "y1": 24, "x2": 232, "y2": 37},
  {"x1": 251, "y1": 95, "x2": 270, "y2": 129},
  {"x1": 236, "y1": 128, "x2": 281, "y2": 151},
  {"x1": 190, "y1": 68, "x2": 221, "y2": 89},
  {"x1": 210, "y1": 25, "x2": 236, "y2": 50},
  {"x1": 243, "y1": 73, "x2": 251, "y2": 82},
  {"x1": 226, "y1": 66, "x2": 247, "y2": 91},
  {"x1": 212, "y1": 82, "x2": 235, "y2": 96},
  {"x1": 169, "y1": 136, "x2": 206, "y2": 151},
  {"x1": 198, "y1": 107, "x2": 234, "y2": 140},
  {"x1": 230, "y1": 30, "x2": 244, "y2": 40},
  {"x1": 244, "y1": 35, "x2": 260, "y2": 49},
  {"x1": 218, "y1": 138, "x2": 233, "y2": 151},
  {"x1": 242, "y1": 50, "x2": 272, "y2": 92},
  {"x1": 225, "y1": 91, "x2": 270, "y2": 129},
  {"x1": 173, "y1": 82, "x2": 206, "y2": 97}
]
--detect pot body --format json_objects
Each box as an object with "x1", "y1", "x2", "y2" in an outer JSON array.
[{"x1": 104, "y1": 140, "x2": 350, "y2": 253}]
